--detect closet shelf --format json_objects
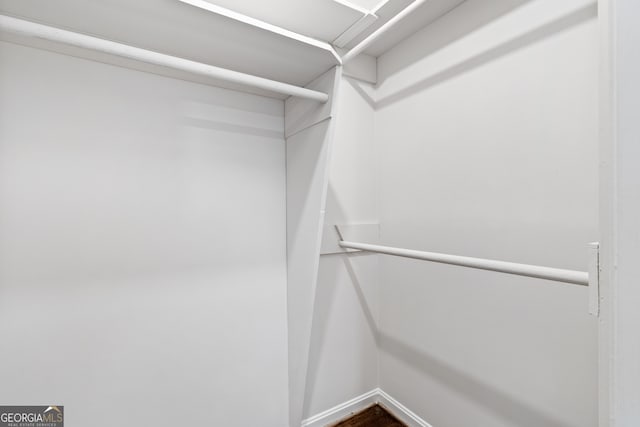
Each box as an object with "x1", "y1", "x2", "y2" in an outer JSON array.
[
  {"x1": 342, "y1": 0, "x2": 429, "y2": 63},
  {"x1": 0, "y1": 15, "x2": 328, "y2": 102},
  {"x1": 0, "y1": 0, "x2": 470, "y2": 96},
  {"x1": 0, "y1": 0, "x2": 340, "y2": 98}
]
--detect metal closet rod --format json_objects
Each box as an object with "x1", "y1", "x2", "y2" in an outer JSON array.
[
  {"x1": 0, "y1": 15, "x2": 329, "y2": 103},
  {"x1": 339, "y1": 240, "x2": 590, "y2": 286}
]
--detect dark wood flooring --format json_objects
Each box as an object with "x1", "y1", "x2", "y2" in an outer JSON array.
[{"x1": 331, "y1": 404, "x2": 407, "y2": 427}]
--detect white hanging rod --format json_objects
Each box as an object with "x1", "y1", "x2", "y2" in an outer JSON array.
[
  {"x1": 342, "y1": 0, "x2": 428, "y2": 64},
  {"x1": 339, "y1": 240, "x2": 590, "y2": 286},
  {"x1": 0, "y1": 15, "x2": 329, "y2": 103}
]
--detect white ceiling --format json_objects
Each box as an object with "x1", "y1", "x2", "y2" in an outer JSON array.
[{"x1": 0, "y1": 0, "x2": 466, "y2": 91}]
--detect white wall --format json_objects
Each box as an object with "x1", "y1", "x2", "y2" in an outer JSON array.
[
  {"x1": 600, "y1": 0, "x2": 640, "y2": 424},
  {"x1": 374, "y1": 0, "x2": 599, "y2": 426},
  {"x1": 0, "y1": 42, "x2": 288, "y2": 427},
  {"x1": 284, "y1": 67, "x2": 342, "y2": 427},
  {"x1": 302, "y1": 75, "x2": 379, "y2": 419}
]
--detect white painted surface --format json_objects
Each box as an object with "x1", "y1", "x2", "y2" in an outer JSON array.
[
  {"x1": 339, "y1": 241, "x2": 591, "y2": 285},
  {"x1": 342, "y1": 0, "x2": 430, "y2": 64},
  {"x1": 287, "y1": 120, "x2": 334, "y2": 427},
  {"x1": 285, "y1": 69, "x2": 340, "y2": 138},
  {"x1": 600, "y1": 0, "x2": 640, "y2": 424},
  {"x1": 333, "y1": 13, "x2": 379, "y2": 49},
  {"x1": 587, "y1": 242, "x2": 600, "y2": 316},
  {"x1": 334, "y1": 0, "x2": 382, "y2": 13},
  {"x1": 321, "y1": 223, "x2": 379, "y2": 254},
  {"x1": 285, "y1": 67, "x2": 342, "y2": 427},
  {"x1": 0, "y1": 0, "x2": 338, "y2": 87},
  {"x1": 0, "y1": 0, "x2": 469, "y2": 90},
  {"x1": 301, "y1": 389, "x2": 379, "y2": 427},
  {"x1": 0, "y1": 42, "x2": 288, "y2": 427},
  {"x1": 342, "y1": 53, "x2": 377, "y2": 84},
  {"x1": 597, "y1": 1, "x2": 614, "y2": 424},
  {"x1": 0, "y1": 15, "x2": 329, "y2": 103},
  {"x1": 304, "y1": 255, "x2": 380, "y2": 418},
  {"x1": 374, "y1": 1, "x2": 599, "y2": 426},
  {"x1": 346, "y1": 0, "x2": 466, "y2": 54},
  {"x1": 191, "y1": 0, "x2": 465, "y2": 57},
  {"x1": 193, "y1": 0, "x2": 365, "y2": 42},
  {"x1": 302, "y1": 76, "x2": 380, "y2": 420},
  {"x1": 301, "y1": 388, "x2": 432, "y2": 427},
  {"x1": 177, "y1": 0, "x2": 339, "y2": 54},
  {"x1": 377, "y1": 389, "x2": 432, "y2": 427}
]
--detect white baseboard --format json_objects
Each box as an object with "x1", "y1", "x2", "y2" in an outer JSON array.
[
  {"x1": 376, "y1": 389, "x2": 432, "y2": 427},
  {"x1": 300, "y1": 388, "x2": 432, "y2": 427},
  {"x1": 301, "y1": 389, "x2": 379, "y2": 427}
]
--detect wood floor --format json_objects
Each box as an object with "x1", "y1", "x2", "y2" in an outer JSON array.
[{"x1": 331, "y1": 404, "x2": 407, "y2": 427}]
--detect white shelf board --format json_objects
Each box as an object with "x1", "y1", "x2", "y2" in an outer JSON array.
[
  {"x1": 193, "y1": 0, "x2": 365, "y2": 43},
  {"x1": 342, "y1": 0, "x2": 467, "y2": 56},
  {"x1": 0, "y1": 0, "x2": 340, "y2": 93}
]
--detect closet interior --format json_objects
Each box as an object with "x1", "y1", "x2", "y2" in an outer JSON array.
[{"x1": 0, "y1": 0, "x2": 605, "y2": 426}]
